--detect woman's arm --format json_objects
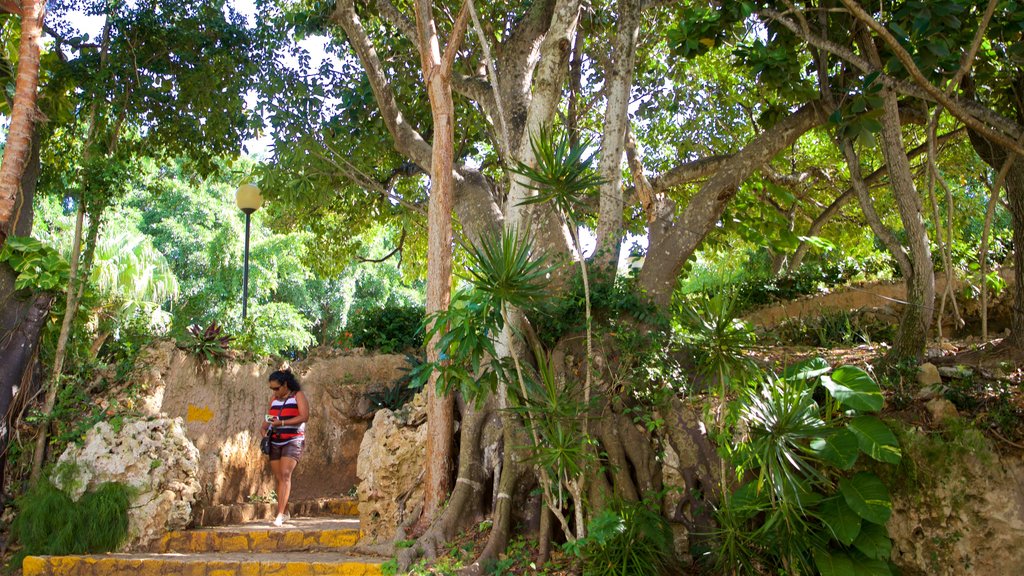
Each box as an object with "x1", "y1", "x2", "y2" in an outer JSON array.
[{"x1": 282, "y1": 391, "x2": 309, "y2": 426}]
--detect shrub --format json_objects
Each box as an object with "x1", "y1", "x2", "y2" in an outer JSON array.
[
  {"x1": 367, "y1": 355, "x2": 425, "y2": 412},
  {"x1": 768, "y1": 309, "x2": 898, "y2": 347},
  {"x1": 181, "y1": 321, "x2": 232, "y2": 363},
  {"x1": 10, "y1": 479, "x2": 131, "y2": 566},
  {"x1": 709, "y1": 358, "x2": 901, "y2": 575},
  {"x1": 233, "y1": 302, "x2": 316, "y2": 358},
  {"x1": 347, "y1": 303, "x2": 424, "y2": 353},
  {"x1": 578, "y1": 499, "x2": 674, "y2": 576}
]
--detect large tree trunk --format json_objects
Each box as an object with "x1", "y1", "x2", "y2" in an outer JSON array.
[
  {"x1": 0, "y1": 0, "x2": 45, "y2": 247},
  {"x1": 856, "y1": 31, "x2": 934, "y2": 363},
  {"x1": 414, "y1": 0, "x2": 468, "y2": 525},
  {"x1": 0, "y1": 129, "x2": 45, "y2": 496},
  {"x1": 593, "y1": 0, "x2": 642, "y2": 270}
]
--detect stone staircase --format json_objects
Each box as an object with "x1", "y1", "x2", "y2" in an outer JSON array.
[{"x1": 22, "y1": 498, "x2": 386, "y2": 576}]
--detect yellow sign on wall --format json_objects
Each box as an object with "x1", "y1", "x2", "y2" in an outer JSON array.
[{"x1": 186, "y1": 404, "x2": 214, "y2": 423}]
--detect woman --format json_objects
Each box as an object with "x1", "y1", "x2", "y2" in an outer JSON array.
[{"x1": 260, "y1": 368, "x2": 309, "y2": 527}]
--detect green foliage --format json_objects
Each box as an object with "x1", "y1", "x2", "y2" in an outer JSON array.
[
  {"x1": 511, "y1": 127, "x2": 604, "y2": 213},
  {"x1": 713, "y1": 255, "x2": 896, "y2": 315},
  {"x1": 461, "y1": 227, "x2": 555, "y2": 312},
  {"x1": 769, "y1": 310, "x2": 898, "y2": 348},
  {"x1": 508, "y1": 350, "x2": 595, "y2": 503},
  {"x1": 577, "y1": 499, "x2": 674, "y2": 576},
  {"x1": 367, "y1": 355, "x2": 425, "y2": 412},
  {"x1": 675, "y1": 292, "x2": 758, "y2": 394},
  {"x1": 234, "y1": 302, "x2": 316, "y2": 358},
  {"x1": 418, "y1": 228, "x2": 551, "y2": 402},
  {"x1": 347, "y1": 303, "x2": 424, "y2": 353},
  {"x1": 532, "y1": 266, "x2": 663, "y2": 349},
  {"x1": 0, "y1": 235, "x2": 70, "y2": 291},
  {"x1": 10, "y1": 479, "x2": 131, "y2": 564},
  {"x1": 181, "y1": 321, "x2": 233, "y2": 363},
  {"x1": 710, "y1": 358, "x2": 901, "y2": 575}
]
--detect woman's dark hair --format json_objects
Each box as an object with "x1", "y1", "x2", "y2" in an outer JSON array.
[{"x1": 269, "y1": 369, "x2": 301, "y2": 391}]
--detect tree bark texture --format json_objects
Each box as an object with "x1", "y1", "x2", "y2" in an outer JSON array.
[
  {"x1": 593, "y1": 0, "x2": 642, "y2": 270},
  {"x1": 870, "y1": 54, "x2": 935, "y2": 363},
  {"x1": 0, "y1": 0, "x2": 45, "y2": 247},
  {"x1": 638, "y1": 102, "x2": 830, "y2": 308},
  {"x1": 414, "y1": 0, "x2": 466, "y2": 524}
]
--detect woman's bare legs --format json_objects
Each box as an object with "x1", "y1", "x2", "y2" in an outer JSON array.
[{"x1": 272, "y1": 456, "x2": 298, "y2": 519}]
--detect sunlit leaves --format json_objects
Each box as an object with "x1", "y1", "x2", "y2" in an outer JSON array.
[{"x1": 0, "y1": 236, "x2": 70, "y2": 292}]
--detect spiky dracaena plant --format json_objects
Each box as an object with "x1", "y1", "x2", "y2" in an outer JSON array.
[{"x1": 710, "y1": 358, "x2": 901, "y2": 576}]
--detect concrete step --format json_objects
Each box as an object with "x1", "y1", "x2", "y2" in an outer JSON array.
[
  {"x1": 22, "y1": 551, "x2": 385, "y2": 576},
  {"x1": 149, "y1": 516, "x2": 362, "y2": 553},
  {"x1": 191, "y1": 497, "x2": 360, "y2": 527}
]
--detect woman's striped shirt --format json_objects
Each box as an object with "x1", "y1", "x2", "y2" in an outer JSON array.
[{"x1": 268, "y1": 395, "x2": 305, "y2": 445}]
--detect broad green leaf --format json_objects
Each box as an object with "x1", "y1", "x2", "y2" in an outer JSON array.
[
  {"x1": 776, "y1": 228, "x2": 800, "y2": 251},
  {"x1": 839, "y1": 473, "x2": 892, "y2": 525},
  {"x1": 813, "y1": 548, "x2": 856, "y2": 576},
  {"x1": 811, "y1": 428, "x2": 860, "y2": 470},
  {"x1": 847, "y1": 416, "x2": 902, "y2": 464},
  {"x1": 783, "y1": 357, "x2": 831, "y2": 381},
  {"x1": 853, "y1": 521, "x2": 893, "y2": 560},
  {"x1": 817, "y1": 497, "x2": 862, "y2": 546},
  {"x1": 852, "y1": 556, "x2": 893, "y2": 575},
  {"x1": 822, "y1": 366, "x2": 883, "y2": 412}
]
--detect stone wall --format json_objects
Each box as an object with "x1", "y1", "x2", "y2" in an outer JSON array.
[
  {"x1": 132, "y1": 342, "x2": 408, "y2": 510},
  {"x1": 887, "y1": 425, "x2": 1024, "y2": 575}
]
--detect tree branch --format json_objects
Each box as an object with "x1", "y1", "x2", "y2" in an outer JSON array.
[
  {"x1": 374, "y1": 0, "x2": 418, "y2": 42},
  {"x1": 331, "y1": 0, "x2": 434, "y2": 169},
  {"x1": 764, "y1": 6, "x2": 1024, "y2": 156},
  {"x1": 356, "y1": 227, "x2": 406, "y2": 263},
  {"x1": 441, "y1": 3, "x2": 470, "y2": 74},
  {"x1": 638, "y1": 101, "x2": 831, "y2": 306}
]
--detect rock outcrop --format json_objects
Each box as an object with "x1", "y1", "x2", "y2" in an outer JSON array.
[
  {"x1": 887, "y1": 426, "x2": 1024, "y2": 575},
  {"x1": 54, "y1": 417, "x2": 200, "y2": 549},
  {"x1": 355, "y1": 392, "x2": 427, "y2": 542}
]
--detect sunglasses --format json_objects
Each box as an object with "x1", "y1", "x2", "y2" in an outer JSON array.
[{"x1": 269, "y1": 385, "x2": 282, "y2": 391}]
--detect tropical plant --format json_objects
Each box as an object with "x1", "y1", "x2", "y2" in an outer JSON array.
[
  {"x1": 181, "y1": 321, "x2": 233, "y2": 363},
  {"x1": 577, "y1": 499, "x2": 675, "y2": 576},
  {"x1": 710, "y1": 358, "x2": 901, "y2": 575},
  {"x1": 10, "y1": 479, "x2": 131, "y2": 566},
  {"x1": 0, "y1": 235, "x2": 70, "y2": 292},
  {"x1": 368, "y1": 355, "x2": 425, "y2": 412},
  {"x1": 676, "y1": 292, "x2": 759, "y2": 396}
]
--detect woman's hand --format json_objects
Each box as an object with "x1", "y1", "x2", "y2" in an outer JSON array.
[{"x1": 271, "y1": 417, "x2": 283, "y2": 427}]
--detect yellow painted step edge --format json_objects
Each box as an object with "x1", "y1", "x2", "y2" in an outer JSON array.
[
  {"x1": 23, "y1": 555, "x2": 383, "y2": 576},
  {"x1": 152, "y1": 528, "x2": 362, "y2": 553}
]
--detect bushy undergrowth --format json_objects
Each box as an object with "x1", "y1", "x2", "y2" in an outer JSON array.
[
  {"x1": 10, "y1": 479, "x2": 132, "y2": 565},
  {"x1": 708, "y1": 358, "x2": 901, "y2": 575},
  {"x1": 347, "y1": 303, "x2": 424, "y2": 353},
  {"x1": 577, "y1": 499, "x2": 675, "y2": 576},
  {"x1": 766, "y1": 309, "x2": 898, "y2": 347},
  {"x1": 728, "y1": 257, "x2": 896, "y2": 314}
]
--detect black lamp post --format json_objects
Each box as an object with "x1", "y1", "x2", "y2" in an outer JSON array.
[{"x1": 236, "y1": 183, "x2": 263, "y2": 322}]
